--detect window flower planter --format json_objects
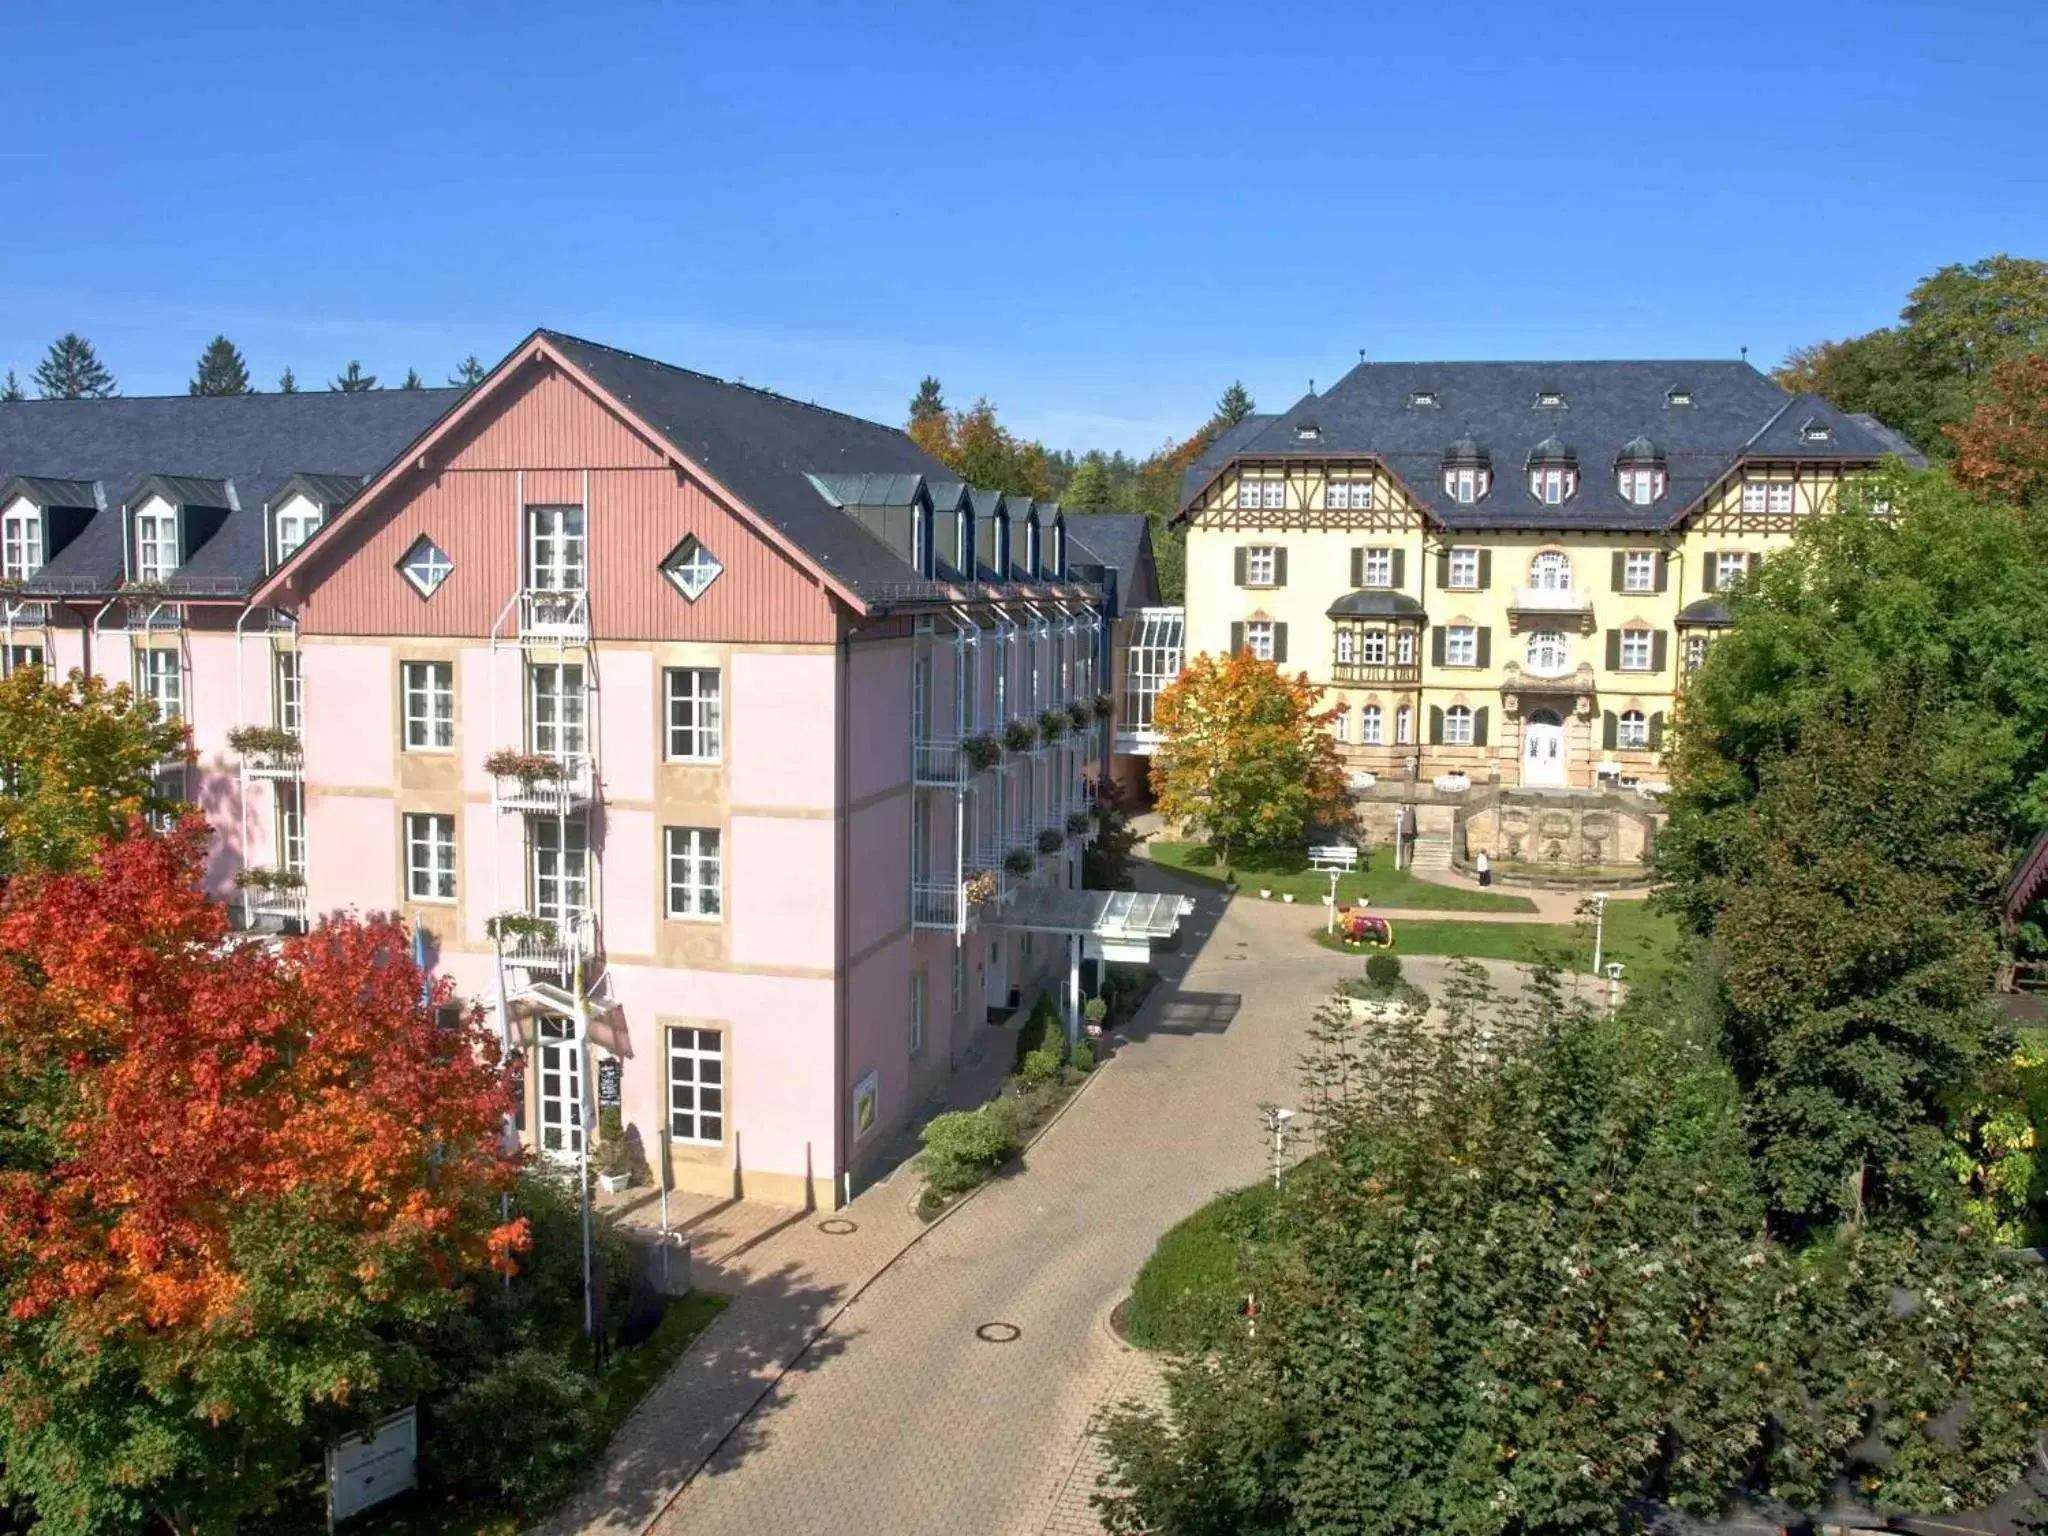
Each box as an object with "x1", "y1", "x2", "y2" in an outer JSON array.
[
  {"x1": 1064, "y1": 701, "x2": 1090, "y2": 732},
  {"x1": 234, "y1": 866, "x2": 305, "y2": 892},
  {"x1": 121, "y1": 581, "x2": 171, "y2": 602},
  {"x1": 486, "y1": 911, "x2": 557, "y2": 941},
  {"x1": 227, "y1": 724, "x2": 301, "y2": 757},
  {"x1": 962, "y1": 735, "x2": 1003, "y2": 773},
  {"x1": 1002, "y1": 720, "x2": 1038, "y2": 753},
  {"x1": 964, "y1": 869, "x2": 999, "y2": 905},
  {"x1": 1003, "y1": 848, "x2": 1034, "y2": 877},
  {"x1": 1038, "y1": 710, "x2": 1067, "y2": 744},
  {"x1": 1065, "y1": 810, "x2": 1092, "y2": 837},
  {"x1": 1036, "y1": 827, "x2": 1064, "y2": 855},
  {"x1": 1091, "y1": 691, "x2": 1114, "y2": 719},
  {"x1": 483, "y1": 749, "x2": 567, "y2": 783}
]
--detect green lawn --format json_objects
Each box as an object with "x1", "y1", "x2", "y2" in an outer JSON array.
[
  {"x1": 1150, "y1": 840, "x2": 1535, "y2": 913},
  {"x1": 1123, "y1": 1183, "x2": 1277, "y2": 1352},
  {"x1": 1314, "y1": 899, "x2": 1682, "y2": 980}
]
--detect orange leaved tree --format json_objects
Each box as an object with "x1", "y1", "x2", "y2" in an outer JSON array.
[
  {"x1": 1149, "y1": 649, "x2": 1351, "y2": 872},
  {"x1": 1949, "y1": 351, "x2": 2048, "y2": 510},
  {"x1": 0, "y1": 822, "x2": 525, "y2": 1536}
]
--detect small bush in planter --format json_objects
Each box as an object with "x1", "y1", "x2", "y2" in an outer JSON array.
[
  {"x1": 1036, "y1": 827, "x2": 1064, "y2": 855},
  {"x1": 1366, "y1": 951, "x2": 1403, "y2": 989},
  {"x1": 1003, "y1": 719, "x2": 1038, "y2": 753},
  {"x1": 226, "y1": 724, "x2": 300, "y2": 756},
  {"x1": 962, "y1": 734, "x2": 1003, "y2": 772},
  {"x1": 1071, "y1": 1040, "x2": 1095, "y2": 1073},
  {"x1": 1084, "y1": 996, "x2": 1109, "y2": 1029},
  {"x1": 1065, "y1": 700, "x2": 1090, "y2": 731},
  {"x1": 963, "y1": 869, "x2": 998, "y2": 905},
  {"x1": 486, "y1": 910, "x2": 556, "y2": 942},
  {"x1": 1065, "y1": 809, "x2": 1092, "y2": 837},
  {"x1": 1091, "y1": 691, "x2": 1114, "y2": 719},
  {"x1": 1019, "y1": 1046, "x2": 1064, "y2": 1088},
  {"x1": 1003, "y1": 848, "x2": 1034, "y2": 878},
  {"x1": 1038, "y1": 709, "x2": 1067, "y2": 744},
  {"x1": 919, "y1": 1107, "x2": 1019, "y2": 1194}
]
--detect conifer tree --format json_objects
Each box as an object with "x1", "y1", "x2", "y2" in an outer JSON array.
[
  {"x1": 401, "y1": 368, "x2": 424, "y2": 390},
  {"x1": 33, "y1": 334, "x2": 116, "y2": 399},
  {"x1": 0, "y1": 370, "x2": 22, "y2": 403},
  {"x1": 330, "y1": 360, "x2": 378, "y2": 392},
  {"x1": 187, "y1": 334, "x2": 252, "y2": 396},
  {"x1": 449, "y1": 354, "x2": 486, "y2": 389},
  {"x1": 1214, "y1": 380, "x2": 1255, "y2": 427},
  {"x1": 277, "y1": 367, "x2": 299, "y2": 394}
]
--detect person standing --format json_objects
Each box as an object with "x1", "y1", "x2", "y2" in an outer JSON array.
[{"x1": 1475, "y1": 849, "x2": 1492, "y2": 887}]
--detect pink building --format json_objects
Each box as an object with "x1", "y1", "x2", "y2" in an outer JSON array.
[{"x1": 0, "y1": 332, "x2": 1181, "y2": 1208}]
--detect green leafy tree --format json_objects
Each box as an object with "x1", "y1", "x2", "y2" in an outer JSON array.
[
  {"x1": 0, "y1": 666, "x2": 190, "y2": 880},
  {"x1": 1098, "y1": 978, "x2": 2048, "y2": 1535},
  {"x1": 0, "y1": 370, "x2": 23, "y2": 402},
  {"x1": 1150, "y1": 650, "x2": 1349, "y2": 869},
  {"x1": 33, "y1": 333, "x2": 116, "y2": 399},
  {"x1": 400, "y1": 367, "x2": 425, "y2": 390},
  {"x1": 907, "y1": 375, "x2": 949, "y2": 459},
  {"x1": 1062, "y1": 455, "x2": 1117, "y2": 513},
  {"x1": 449, "y1": 353, "x2": 487, "y2": 389},
  {"x1": 276, "y1": 366, "x2": 299, "y2": 394},
  {"x1": 187, "y1": 334, "x2": 251, "y2": 396},
  {"x1": 947, "y1": 397, "x2": 1051, "y2": 498},
  {"x1": 330, "y1": 360, "x2": 378, "y2": 392}
]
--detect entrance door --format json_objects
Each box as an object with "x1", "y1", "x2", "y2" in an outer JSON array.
[
  {"x1": 536, "y1": 1015, "x2": 585, "y2": 1159},
  {"x1": 1523, "y1": 709, "x2": 1565, "y2": 786},
  {"x1": 985, "y1": 936, "x2": 1010, "y2": 1013}
]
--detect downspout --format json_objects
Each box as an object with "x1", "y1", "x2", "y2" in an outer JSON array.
[
  {"x1": 62, "y1": 600, "x2": 97, "y2": 678},
  {"x1": 835, "y1": 615, "x2": 852, "y2": 1209}
]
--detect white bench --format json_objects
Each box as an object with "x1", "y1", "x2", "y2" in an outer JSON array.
[{"x1": 1308, "y1": 844, "x2": 1359, "y2": 873}]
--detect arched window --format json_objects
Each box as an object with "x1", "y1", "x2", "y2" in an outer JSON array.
[
  {"x1": 1618, "y1": 709, "x2": 1648, "y2": 749},
  {"x1": 1396, "y1": 704, "x2": 1413, "y2": 744},
  {"x1": 1444, "y1": 466, "x2": 1489, "y2": 503},
  {"x1": 1445, "y1": 705, "x2": 1473, "y2": 745},
  {"x1": 1526, "y1": 629, "x2": 1569, "y2": 675},
  {"x1": 1529, "y1": 551, "x2": 1571, "y2": 590},
  {"x1": 1329, "y1": 707, "x2": 1349, "y2": 743},
  {"x1": 1361, "y1": 705, "x2": 1383, "y2": 745}
]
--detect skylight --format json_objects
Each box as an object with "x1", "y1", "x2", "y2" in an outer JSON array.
[
  {"x1": 1294, "y1": 422, "x2": 1322, "y2": 442},
  {"x1": 1799, "y1": 417, "x2": 1834, "y2": 443},
  {"x1": 1535, "y1": 390, "x2": 1567, "y2": 408}
]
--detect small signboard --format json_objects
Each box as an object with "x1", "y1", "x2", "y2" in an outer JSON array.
[
  {"x1": 852, "y1": 1070, "x2": 880, "y2": 1141},
  {"x1": 326, "y1": 1406, "x2": 416, "y2": 1529},
  {"x1": 597, "y1": 1056, "x2": 623, "y2": 1109}
]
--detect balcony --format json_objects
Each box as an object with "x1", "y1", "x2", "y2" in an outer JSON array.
[
  {"x1": 488, "y1": 751, "x2": 596, "y2": 815},
  {"x1": 518, "y1": 589, "x2": 589, "y2": 645},
  {"x1": 501, "y1": 909, "x2": 598, "y2": 975},
  {"x1": 228, "y1": 726, "x2": 303, "y2": 781},
  {"x1": 1331, "y1": 661, "x2": 1422, "y2": 686},
  {"x1": 911, "y1": 877, "x2": 988, "y2": 935},
  {"x1": 2, "y1": 598, "x2": 49, "y2": 626},
  {"x1": 1507, "y1": 587, "x2": 1596, "y2": 634},
  {"x1": 237, "y1": 871, "x2": 307, "y2": 932},
  {"x1": 914, "y1": 737, "x2": 967, "y2": 788}
]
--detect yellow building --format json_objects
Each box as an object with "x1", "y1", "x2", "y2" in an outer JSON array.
[{"x1": 1175, "y1": 361, "x2": 1920, "y2": 815}]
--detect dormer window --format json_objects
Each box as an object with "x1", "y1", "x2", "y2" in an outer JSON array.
[
  {"x1": 1441, "y1": 437, "x2": 1490, "y2": 504},
  {"x1": 1294, "y1": 421, "x2": 1322, "y2": 442},
  {"x1": 1535, "y1": 389, "x2": 1567, "y2": 409},
  {"x1": 1666, "y1": 387, "x2": 1694, "y2": 408},
  {"x1": 1409, "y1": 390, "x2": 1438, "y2": 408},
  {"x1": 1526, "y1": 438, "x2": 1578, "y2": 505},
  {"x1": 1799, "y1": 417, "x2": 1834, "y2": 443},
  {"x1": 0, "y1": 505, "x2": 42, "y2": 579},
  {"x1": 274, "y1": 499, "x2": 323, "y2": 564},
  {"x1": 135, "y1": 505, "x2": 180, "y2": 582},
  {"x1": 1025, "y1": 520, "x2": 1040, "y2": 576},
  {"x1": 1615, "y1": 437, "x2": 1667, "y2": 505}
]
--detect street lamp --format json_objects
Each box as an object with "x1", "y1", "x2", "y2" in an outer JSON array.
[
  {"x1": 1605, "y1": 960, "x2": 1625, "y2": 1017},
  {"x1": 1589, "y1": 893, "x2": 1609, "y2": 977},
  {"x1": 1325, "y1": 867, "x2": 1341, "y2": 933}
]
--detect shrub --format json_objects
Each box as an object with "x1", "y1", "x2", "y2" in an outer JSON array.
[
  {"x1": 483, "y1": 748, "x2": 566, "y2": 782},
  {"x1": 962, "y1": 734, "x2": 1003, "y2": 772},
  {"x1": 1003, "y1": 719, "x2": 1038, "y2": 753},
  {"x1": 1365, "y1": 952, "x2": 1403, "y2": 989},
  {"x1": 1039, "y1": 709, "x2": 1067, "y2": 743},
  {"x1": 1014, "y1": 992, "x2": 1067, "y2": 1070},
  {"x1": 1065, "y1": 700, "x2": 1091, "y2": 731},
  {"x1": 1036, "y1": 827, "x2": 1064, "y2": 855},
  {"x1": 920, "y1": 1107, "x2": 1019, "y2": 1194},
  {"x1": 1066, "y1": 809, "x2": 1093, "y2": 837},
  {"x1": 1020, "y1": 1046, "x2": 1064, "y2": 1088},
  {"x1": 1084, "y1": 997, "x2": 1109, "y2": 1028},
  {"x1": 428, "y1": 1347, "x2": 600, "y2": 1509},
  {"x1": 1123, "y1": 1183, "x2": 1278, "y2": 1352},
  {"x1": 1003, "y1": 848, "x2": 1034, "y2": 877},
  {"x1": 1071, "y1": 1041, "x2": 1096, "y2": 1073}
]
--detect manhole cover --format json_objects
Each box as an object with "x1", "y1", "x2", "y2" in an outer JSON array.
[
  {"x1": 976, "y1": 1322, "x2": 1022, "y2": 1344},
  {"x1": 817, "y1": 1218, "x2": 858, "y2": 1235}
]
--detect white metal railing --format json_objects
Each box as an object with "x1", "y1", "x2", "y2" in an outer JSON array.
[
  {"x1": 519, "y1": 589, "x2": 589, "y2": 644},
  {"x1": 492, "y1": 754, "x2": 595, "y2": 815},
  {"x1": 913, "y1": 737, "x2": 966, "y2": 787},
  {"x1": 503, "y1": 909, "x2": 597, "y2": 973},
  {"x1": 3, "y1": 599, "x2": 49, "y2": 626},
  {"x1": 241, "y1": 741, "x2": 303, "y2": 781},
  {"x1": 242, "y1": 884, "x2": 307, "y2": 929},
  {"x1": 912, "y1": 879, "x2": 984, "y2": 934}
]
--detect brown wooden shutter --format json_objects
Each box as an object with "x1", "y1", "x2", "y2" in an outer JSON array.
[
  {"x1": 1611, "y1": 551, "x2": 1627, "y2": 592},
  {"x1": 1602, "y1": 710, "x2": 1618, "y2": 749},
  {"x1": 1390, "y1": 549, "x2": 1406, "y2": 588},
  {"x1": 1273, "y1": 624, "x2": 1288, "y2": 663},
  {"x1": 1229, "y1": 622, "x2": 1244, "y2": 654},
  {"x1": 1429, "y1": 706, "x2": 1444, "y2": 744},
  {"x1": 1472, "y1": 707, "x2": 1489, "y2": 747},
  {"x1": 1747, "y1": 552, "x2": 1763, "y2": 579},
  {"x1": 1475, "y1": 627, "x2": 1491, "y2": 667},
  {"x1": 1435, "y1": 548, "x2": 1451, "y2": 588},
  {"x1": 1702, "y1": 554, "x2": 1719, "y2": 593},
  {"x1": 1273, "y1": 547, "x2": 1288, "y2": 587},
  {"x1": 1651, "y1": 631, "x2": 1668, "y2": 672},
  {"x1": 1477, "y1": 549, "x2": 1493, "y2": 589},
  {"x1": 1648, "y1": 711, "x2": 1665, "y2": 751},
  {"x1": 1350, "y1": 548, "x2": 1364, "y2": 587},
  {"x1": 1654, "y1": 551, "x2": 1669, "y2": 592},
  {"x1": 1605, "y1": 629, "x2": 1622, "y2": 670},
  {"x1": 1234, "y1": 547, "x2": 1248, "y2": 586},
  {"x1": 1432, "y1": 627, "x2": 1446, "y2": 667}
]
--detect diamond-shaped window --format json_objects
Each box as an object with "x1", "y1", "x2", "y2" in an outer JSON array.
[
  {"x1": 662, "y1": 535, "x2": 722, "y2": 601},
  {"x1": 400, "y1": 536, "x2": 453, "y2": 597}
]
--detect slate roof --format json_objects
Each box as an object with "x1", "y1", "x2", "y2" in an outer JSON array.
[
  {"x1": 0, "y1": 388, "x2": 460, "y2": 595},
  {"x1": 1328, "y1": 590, "x2": 1426, "y2": 619},
  {"x1": 1179, "y1": 361, "x2": 1911, "y2": 533},
  {"x1": 542, "y1": 331, "x2": 961, "y2": 604},
  {"x1": 1064, "y1": 513, "x2": 1154, "y2": 614}
]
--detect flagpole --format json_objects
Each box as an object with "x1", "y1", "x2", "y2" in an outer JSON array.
[{"x1": 572, "y1": 946, "x2": 595, "y2": 1344}]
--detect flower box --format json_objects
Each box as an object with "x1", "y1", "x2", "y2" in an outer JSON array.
[
  {"x1": 964, "y1": 870, "x2": 999, "y2": 905},
  {"x1": 1036, "y1": 827, "x2": 1064, "y2": 855},
  {"x1": 486, "y1": 911, "x2": 557, "y2": 941},
  {"x1": 1065, "y1": 810, "x2": 1092, "y2": 837},
  {"x1": 1002, "y1": 720, "x2": 1038, "y2": 753},
  {"x1": 962, "y1": 735, "x2": 1003, "y2": 773},
  {"x1": 227, "y1": 724, "x2": 301, "y2": 757},
  {"x1": 597, "y1": 1171, "x2": 632, "y2": 1195},
  {"x1": 484, "y1": 749, "x2": 567, "y2": 782},
  {"x1": 1003, "y1": 848, "x2": 1034, "y2": 877},
  {"x1": 1065, "y1": 700, "x2": 1090, "y2": 731},
  {"x1": 234, "y1": 866, "x2": 305, "y2": 892},
  {"x1": 1091, "y1": 691, "x2": 1114, "y2": 719},
  {"x1": 1038, "y1": 710, "x2": 1067, "y2": 744}
]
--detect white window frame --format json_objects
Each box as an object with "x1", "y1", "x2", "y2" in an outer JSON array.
[
  {"x1": 1362, "y1": 547, "x2": 1392, "y2": 587},
  {"x1": 135, "y1": 647, "x2": 182, "y2": 722},
  {"x1": 1335, "y1": 628, "x2": 1355, "y2": 665},
  {"x1": 663, "y1": 535, "x2": 723, "y2": 601},
  {"x1": 1623, "y1": 550, "x2": 1656, "y2": 593},
  {"x1": 1529, "y1": 551, "x2": 1571, "y2": 591},
  {"x1": 1619, "y1": 628, "x2": 1653, "y2": 671},
  {"x1": 1530, "y1": 467, "x2": 1576, "y2": 505},
  {"x1": 665, "y1": 825, "x2": 723, "y2": 920},
  {"x1": 910, "y1": 971, "x2": 926, "y2": 1056},
  {"x1": 1396, "y1": 704, "x2": 1412, "y2": 745},
  {"x1": 1396, "y1": 629, "x2": 1415, "y2": 666},
  {"x1": 1526, "y1": 629, "x2": 1569, "y2": 675},
  {"x1": 1445, "y1": 625, "x2": 1477, "y2": 667},
  {"x1": 531, "y1": 818, "x2": 590, "y2": 925},
  {"x1": 274, "y1": 650, "x2": 303, "y2": 735},
  {"x1": 1444, "y1": 467, "x2": 1487, "y2": 504},
  {"x1": 527, "y1": 505, "x2": 587, "y2": 594},
  {"x1": 664, "y1": 667, "x2": 723, "y2": 762},
  {"x1": 1445, "y1": 705, "x2": 1474, "y2": 746},
  {"x1": 1360, "y1": 705, "x2": 1383, "y2": 745},
  {"x1": 276, "y1": 782, "x2": 306, "y2": 874},
  {"x1": 274, "y1": 502, "x2": 323, "y2": 565},
  {"x1": 1618, "y1": 710, "x2": 1649, "y2": 749},
  {"x1": 1245, "y1": 621, "x2": 1275, "y2": 662},
  {"x1": 1715, "y1": 552, "x2": 1749, "y2": 588},
  {"x1": 401, "y1": 661, "x2": 454, "y2": 751},
  {"x1": 1619, "y1": 467, "x2": 1666, "y2": 506},
  {"x1": 1245, "y1": 545, "x2": 1277, "y2": 586},
  {"x1": 135, "y1": 507, "x2": 179, "y2": 582},
  {"x1": 1767, "y1": 481, "x2": 1795, "y2": 516},
  {"x1": 4, "y1": 643, "x2": 44, "y2": 677},
  {"x1": 400, "y1": 537, "x2": 454, "y2": 597},
  {"x1": 1360, "y1": 628, "x2": 1387, "y2": 665},
  {"x1": 528, "y1": 662, "x2": 587, "y2": 761},
  {"x1": 537, "y1": 1015, "x2": 584, "y2": 1156},
  {"x1": 404, "y1": 812, "x2": 457, "y2": 903},
  {"x1": 1684, "y1": 634, "x2": 1710, "y2": 673},
  {"x1": 1448, "y1": 547, "x2": 1479, "y2": 588},
  {"x1": 1328, "y1": 479, "x2": 1374, "y2": 511},
  {"x1": 667, "y1": 1026, "x2": 725, "y2": 1146},
  {"x1": 1, "y1": 505, "x2": 43, "y2": 580}
]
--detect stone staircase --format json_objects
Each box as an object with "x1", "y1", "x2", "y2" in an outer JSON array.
[{"x1": 1408, "y1": 833, "x2": 1455, "y2": 872}]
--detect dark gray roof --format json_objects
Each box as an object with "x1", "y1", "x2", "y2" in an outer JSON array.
[
  {"x1": 0, "y1": 388, "x2": 460, "y2": 594},
  {"x1": 926, "y1": 477, "x2": 969, "y2": 511},
  {"x1": 542, "y1": 331, "x2": 959, "y2": 604},
  {"x1": 133, "y1": 474, "x2": 234, "y2": 510},
  {"x1": 1328, "y1": 590, "x2": 1426, "y2": 619},
  {"x1": 967, "y1": 486, "x2": 1007, "y2": 519},
  {"x1": 808, "y1": 471, "x2": 924, "y2": 509},
  {"x1": 1179, "y1": 414, "x2": 1278, "y2": 507},
  {"x1": 0, "y1": 476, "x2": 100, "y2": 510},
  {"x1": 274, "y1": 471, "x2": 366, "y2": 507},
  {"x1": 1846, "y1": 411, "x2": 1931, "y2": 469},
  {"x1": 1675, "y1": 596, "x2": 1733, "y2": 628},
  {"x1": 1064, "y1": 513, "x2": 1153, "y2": 613},
  {"x1": 1181, "y1": 361, "x2": 1901, "y2": 533}
]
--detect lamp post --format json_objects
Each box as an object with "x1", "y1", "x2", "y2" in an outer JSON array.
[
  {"x1": 1590, "y1": 893, "x2": 1609, "y2": 977},
  {"x1": 1605, "y1": 960, "x2": 1625, "y2": 1017},
  {"x1": 1326, "y1": 867, "x2": 1340, "y2": 934},
  {"x1": 1264, "y1": 1106, "x2": 1296, "y2": 1189}
]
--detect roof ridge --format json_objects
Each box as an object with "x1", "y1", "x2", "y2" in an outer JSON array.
[
  {"x1": 541, "y1": 328, "x2": 912, "y2": 439},
  {"x1": 0, "y1": 388, "x2": 465, "y2": 405}
]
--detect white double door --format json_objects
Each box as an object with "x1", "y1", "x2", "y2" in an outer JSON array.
[
  {"x1": 536, "y1": 1015, "x2": 585, "y2": 1158},
  {"x1": 1522, "y1": 710, "x2": 1566, "y2": 786}
]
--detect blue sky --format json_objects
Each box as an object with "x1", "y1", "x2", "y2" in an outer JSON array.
[{"x1": 4, "y1": 1, "x2": 2044, "y2": 453}]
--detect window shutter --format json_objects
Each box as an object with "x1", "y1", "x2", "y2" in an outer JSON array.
[
  {"x1": 1605, "y1": 629, "x2": 1622, "y2": 670},
  {"x1": 1655, "y1": 551, "x2": 1669, "y2": 592},
  {"x1": 1435, "y1": 548, "x2": 1451, "y2": 589},
  {"x1": 1234, "y1": 547, "x2": 1248, "y2": 586},
  {"x1": 1602, "y1": 711, "x2": 1618, "y2": 750},
  {"x1": 1350, "y1": 547, "x2": 1364, "y2": 587},
  {"x1": 1747, "y1": 552, "x2": 1763, "y2": 578},
  {"x1": 1229, "y1": 622, "x2": 1244, "y2": 655},
  {"x1": 1648, "y1": 711, "x2": 1665, "y2": 751},
  {"x1": 1274, "y1": 547, "x2": 1288, "y2": 586},
  {"x1": 1390, "y1": 549, "x2": 1405, "y2": 589},
  {"x1": 1651, "y1": 630, "x2": 1668, "y2": 672},
  {"x1": 1472, "y1": 707, "x2": 1489, "y2": 747},
  {"x1": 1611, "y1": 551, "x2": 1627, "y2": 592},
  {"x1": 1702, "y1": 554, "x2": 1719, "y2": 593},
  {"x1": 1273, "y1": 623, "x2": 1288, "y2": 663},
  {"x1": 1431, "y1": 627, "x2": 1446, "y2": 667},
  {"x1": 1477, "y1": 549, "x2": 1493, "y2": 589},
  {"x1": 1475, "y1": 627, "x2": 1491, "y2": 668},
  {"x1": 1429, "y1": 706, "x2": 1444, "y2": 745}
]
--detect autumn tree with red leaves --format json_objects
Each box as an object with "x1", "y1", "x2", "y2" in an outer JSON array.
[
  {"x1": 0, "y1": 823, "x2": 524, "y2": 1536},
  {"x1": 1949, "y1": 350, "x2": 2048, "y2": 510}
]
